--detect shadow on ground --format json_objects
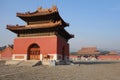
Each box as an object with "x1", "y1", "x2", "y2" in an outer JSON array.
[
  {"x1": 0, "y1": 60, "x2": 6, "y2": 66},
  {"x1": 72, "y1": 61, "x2": 120, "y2": 65}
]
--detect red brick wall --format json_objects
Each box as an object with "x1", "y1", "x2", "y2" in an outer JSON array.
[
  {"x1": 69, "y1": 55, "x2": 78, "y2": 58},
  {"x1": 98, "y1": 55, "x2": 120, "y2": 60},
  {"x1": 13, "y1": 35, "x2": 69, "y2": 60},
  {"x1": 1, "y1": 47, "x2": 13, "y2": 60},
  {"x1": 13, "y1": 36, "x2": 57, "y2": 55},
  {"x1": 57, "y1": 36, "x2": 69, "y2": 56},
  {"x1": 0, "y1": 51, "x2": 1, "y2": 59}
]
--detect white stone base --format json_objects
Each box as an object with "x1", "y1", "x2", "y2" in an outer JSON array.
[
  {"x1": 12, "y1": 53, "x2": 69, "y2": 65},
  {"x1": 12, "y1": 54, "x2": 27, "y2": 60}
]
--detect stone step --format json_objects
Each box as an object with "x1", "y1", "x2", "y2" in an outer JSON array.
[
  {"x1": 5, "y1": 60, "x2": 23, "y2": 65},
  {"x1": 5, "y1": 60, "x2": 42, "y2": 67},
  {"x1": 18, "y1": 60, "x2": 41, "y2": 67}
]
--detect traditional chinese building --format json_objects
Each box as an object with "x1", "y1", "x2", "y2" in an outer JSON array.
[
  {"x1": 78, "y1": 47, "x2": 100, "y2": 56},
  {"x1": 77, "y1": 47, "x2": 100, "y2": 60},
  {"x1": 108, "y1": 51, "x2": 118, "y2": 55},
  {"x1": 7, "y1": 6, "x2": 74, "y2": 63}
]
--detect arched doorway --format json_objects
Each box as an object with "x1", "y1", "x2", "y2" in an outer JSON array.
[{"x1": 27, "y1": 44, "x2": 40, "y2": 60}]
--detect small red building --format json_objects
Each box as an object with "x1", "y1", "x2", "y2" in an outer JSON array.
[
  {"x1": 7, "y1": 6, "x2": 74, "y2": 63},
  {"x1": 98, "y1": 51, "x2": 120, "y2": 60},
  {"x1": 0, "y1": 45, "x2": 13, "y2": 60}
]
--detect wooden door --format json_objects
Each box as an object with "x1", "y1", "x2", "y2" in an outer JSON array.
[{"x1": 28, "y1": 44, "x2": 40, "y2": 60}]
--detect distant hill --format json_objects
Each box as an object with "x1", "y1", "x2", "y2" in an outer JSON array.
[
  {"x1": 70, "y1": 52, "x2": 78, "y2": 55},
  {"x1": 70, "y1": 50, "x2": 113, "y2": 55},
  {"x1": 99, "y1": 51, "x2": 110, "y2": 55}
]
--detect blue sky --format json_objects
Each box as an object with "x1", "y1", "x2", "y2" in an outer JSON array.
[{"x1": 0, "y1": 0, "x2": 120, "y2": 52}]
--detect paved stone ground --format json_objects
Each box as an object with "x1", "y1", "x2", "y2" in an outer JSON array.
[{"x1": 0, "y1": 61, "x2": 120, "y2": 80}]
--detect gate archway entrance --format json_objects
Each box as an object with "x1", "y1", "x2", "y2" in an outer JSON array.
[{"x1": 27, "y1": 44, "x2": 40, "y2": 60}]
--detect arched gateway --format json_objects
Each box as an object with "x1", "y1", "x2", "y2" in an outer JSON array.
[{"x1": 27, "y1": 44, "x2": 40, "y2": 60}]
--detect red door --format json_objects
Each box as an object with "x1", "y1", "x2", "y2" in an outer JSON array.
[{"x1": 28, "y1": 44, "x2": 40, "y2": 60}]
